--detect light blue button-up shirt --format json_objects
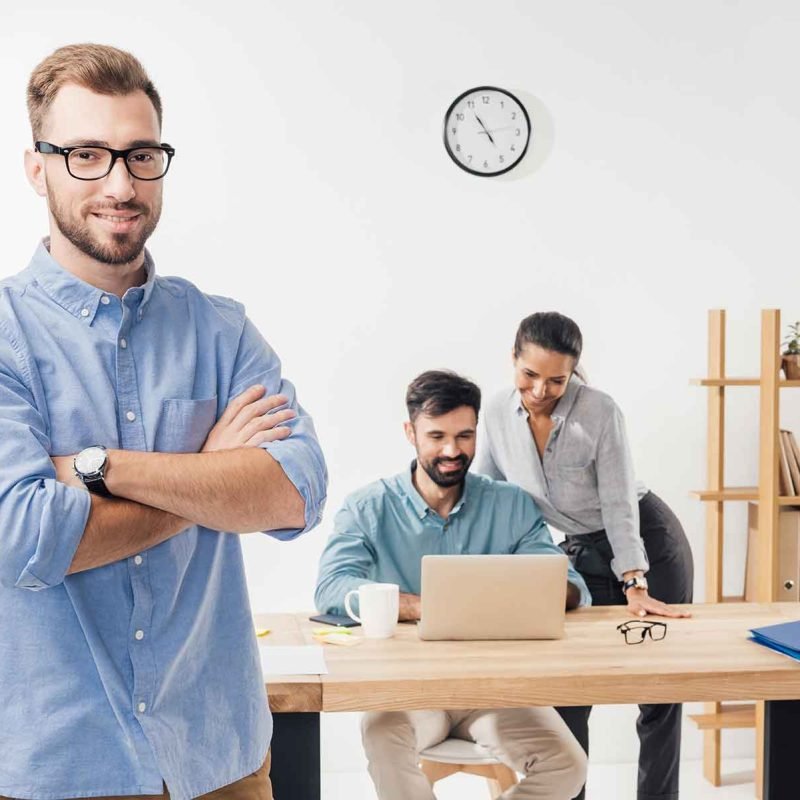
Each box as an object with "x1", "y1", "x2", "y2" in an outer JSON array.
[
  {"x1": 314, "y1": 463, "x2": 590, "y2": 616},
  {"x1": 0, "y1": 242, "x2": 327, "y2": 800}
]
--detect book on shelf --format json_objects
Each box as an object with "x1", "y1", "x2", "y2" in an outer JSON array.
[
  {"x1": 786, "y1": 431, "x2": 800, "y2": 494},
  {"x1": 780, "y1": 430, "x2": 800, "y2": 497},
  {"x1": 779, "y1": 430, "x2": 794, "y2": 496}
]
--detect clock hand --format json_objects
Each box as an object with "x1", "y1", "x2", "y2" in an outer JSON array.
[
  {"x1": 477, "y1": 125, "x2": 515, "y2": 136},
  {"x1": 474, "y1": 114, "x2": 496, "y2": 146}
]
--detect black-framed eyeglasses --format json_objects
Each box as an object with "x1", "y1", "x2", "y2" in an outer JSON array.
[
  {"x1": 35, "y1": 141, "x2": 175, "y2": 181},
  {"x1": 616, "y1": 620, "x2": 667, "y2": 645}
]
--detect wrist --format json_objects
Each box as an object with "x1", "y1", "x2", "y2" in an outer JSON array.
[{"x1": 622, "y1": 574, "x2": 649, "y2": 595}]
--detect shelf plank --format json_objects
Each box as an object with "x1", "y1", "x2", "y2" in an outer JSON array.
[
  {"x1": 691, "y1": 378, "x2": 759, "y2": 386},
  {"x1": 690, "y1": 378, "x2": 800, "y2": 387},
  {"x1": 692, "y1": 487, "x2": 758, "y2": 502},
  {"x1": 689, "y1": 703, "x2": 756, "y2": 731},
  {"x1": 691, "y1": 488, "x2": 800, "y2": 505}
]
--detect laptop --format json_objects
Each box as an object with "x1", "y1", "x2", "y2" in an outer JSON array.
[{"x1": 418, "y1": 554, "x2": 568, "y2": 641}]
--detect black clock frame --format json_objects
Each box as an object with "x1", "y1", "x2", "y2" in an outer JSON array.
[{"x1": 443, "y1": 85, "x2": 532, "y2": 177}]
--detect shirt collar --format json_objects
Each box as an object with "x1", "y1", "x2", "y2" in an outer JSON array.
[
  {"x1": 27, "y1": 238, "x2": 157, "y2": 323},
  {"x1": 513, "y1": 374, "x2": 583, "y2": 423},
  {"x1": 397, "y1": 460, "x2": 473, "y2": 523}
]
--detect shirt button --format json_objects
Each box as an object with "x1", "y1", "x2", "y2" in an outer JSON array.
[
  {"x1": 120, "y1": 338, "x2": 128, "y2": 349},
  {"x1": 126, "y1": 411, "x2": 136, "y2": 422},
  {"x1": 80, "y1": 308, "x2": 89, "y2": 318},
  {"x1": 137, "y1": 701, "x2": 147, "y2": 714},
  {"x1": 100, "y1": 295, "x2": 110, "y2": 305},
  {"x1": 134, "y1": 630, "x2": 145, "y2": 641},
  {"x1": 133, "y1": 555, "x2": 143, "y2": 566}
]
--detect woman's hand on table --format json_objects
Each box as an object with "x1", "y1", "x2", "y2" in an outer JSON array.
[{"x1": 625, "y1": 589, "x2": 691, "y2": 619}]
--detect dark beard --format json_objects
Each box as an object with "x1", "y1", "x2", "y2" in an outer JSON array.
[
  {"x1": 420, "y1": 455, "x2": 471, "y2": 488},
  {"x1": 48, "y1": 190, "x2": 160, "y2": 266}
]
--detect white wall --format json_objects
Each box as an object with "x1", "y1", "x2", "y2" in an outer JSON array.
[{"x1": 2, "y1": 0, "x2": 799, "y2": 773}]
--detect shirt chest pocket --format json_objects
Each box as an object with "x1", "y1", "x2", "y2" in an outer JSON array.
[
  {"x1": 551, "y1": 462, "x2": 598, "y2": 510},
  {"x1": 154, "y1": 396, "x2": 218, "y2": 453}
]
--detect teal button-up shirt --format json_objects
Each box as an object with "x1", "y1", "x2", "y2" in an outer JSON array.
[{"x1": 315, "y1": 463, "x2": 590, "y2": 615}]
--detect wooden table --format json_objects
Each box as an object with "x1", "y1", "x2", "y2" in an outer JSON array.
[{"x1": 260, "y1": 603, "x2": 800, "y2": 799}]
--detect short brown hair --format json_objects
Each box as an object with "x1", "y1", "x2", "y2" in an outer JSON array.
[
  {"x1": 406, "y1": 370, "x2": 481, "y2": 423},
  {"x1": 27, "y1": 43, "x2": 162, "y2": 141}
]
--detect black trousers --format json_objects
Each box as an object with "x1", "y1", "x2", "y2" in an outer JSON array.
[{"x1": 556, "y1": 491, "x2": 694, "y2": 800}]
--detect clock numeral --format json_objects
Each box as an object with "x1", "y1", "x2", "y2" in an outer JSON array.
[
  {"x1": 511, "y1": 112, "x2": 517, "y2": 120},
  {"x1": 516, "y1": 128, "x2": 521, "y2": 136},
  {"x1": 456, "y1": 112, "x2": 465, "y2": 121},
  {"x1": 500, "y1": 100, "x2": 505, "y2": 108},
  {"x1": 467, "y1": 155, "x2": 473, "y2": 163},
  {"x1": 510, "y1": 144, "x2": 516, "y2": 152},
  {"x1": 467, "y1": 100, "x2": 475, "y2": 108},
  {"x1": 455, "y1": 144, "x2": 461, "y2": 152},
  {"x1": 483, "y1": 160, "x2": 489, "y2": 168},
  {"x1": 499, "y1": 155, "x2": 505, "y2": 163},
  {"x1": 451, "y1": 127, "x2": 457, "y2": 135},
  {"x1": 482, "y1": 95, "x2": 490, "y2": 104}
]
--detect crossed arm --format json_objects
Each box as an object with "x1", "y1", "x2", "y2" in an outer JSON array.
[{"x1": 56, "y1": 386, "x2": 304, "y2": 575}]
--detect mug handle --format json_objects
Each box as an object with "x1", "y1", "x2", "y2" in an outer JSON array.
[{"x1": 344, "y1": 590, "x2": 361, "y2": 623}]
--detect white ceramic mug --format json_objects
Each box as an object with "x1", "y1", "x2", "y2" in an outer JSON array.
[{"x1": 343, "y1": 583, "x2": 399, "y2": 638}]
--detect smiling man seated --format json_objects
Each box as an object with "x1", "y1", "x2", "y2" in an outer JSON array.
[{"x1": 315, "y1": 370, "x2": 590, "y2": 800}]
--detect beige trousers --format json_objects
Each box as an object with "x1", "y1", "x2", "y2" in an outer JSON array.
[{"x1": 361, "y1": 708, "x2": 586, "y2": 800}]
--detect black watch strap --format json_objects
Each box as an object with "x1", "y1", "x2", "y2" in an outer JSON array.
[
  {"x1": 83, "y1": 474, "x2": 112, "y2": 498},
  {"x1": 623, "y1": 576, "x2": 647, "y2": 592}
]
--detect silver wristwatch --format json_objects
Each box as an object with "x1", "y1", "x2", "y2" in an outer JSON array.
[
  {"x1": 74, "y1": 445, "x2": 112, "y2": 497},
  {"x1": 622, "y1": 575, "x2": 648, "y2": 593}
]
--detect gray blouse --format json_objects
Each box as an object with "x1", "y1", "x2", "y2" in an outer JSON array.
[{"x1": 473, "y1": 376, "x2": 649, "y2": 579}]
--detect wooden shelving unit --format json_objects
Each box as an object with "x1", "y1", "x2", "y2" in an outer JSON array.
[{"x1": 688, "y1": 309, "x2": 798, "y2": 795}]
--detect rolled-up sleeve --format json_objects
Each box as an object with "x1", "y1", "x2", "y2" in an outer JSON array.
[
  {"x1": 596, "y1": 406, "x2": 648, "y2": 578},
  {"x1": 229, "y1": 316, "x2": 327, "y2": 541},
  {"x1": 314, "y1": 499, "x2": 377, "y2": 615},
  {"x1": 0, "y1": 327, "x2": 91, "y2": 590}
]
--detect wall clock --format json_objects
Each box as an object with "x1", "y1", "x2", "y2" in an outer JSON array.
[{"x1": 443, "y1": 86, "x2": 531, "y2": 177}]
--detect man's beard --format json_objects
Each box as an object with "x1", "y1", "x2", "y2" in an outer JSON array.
[
  {"x1": 419, "y1": 454, "x2": 471, "y2": 488},
  {"x1": 48, "y1": 188, "x2": 160, "y2": 266}
]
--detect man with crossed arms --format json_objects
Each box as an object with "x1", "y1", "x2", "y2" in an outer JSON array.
[{"x1": 0, "y1": 43, "x2": 326, "y2": 800}]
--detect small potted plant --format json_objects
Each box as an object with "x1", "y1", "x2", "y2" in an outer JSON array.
[{"x1": 783, "y1": 321, "x2": 800, "y2": 380}]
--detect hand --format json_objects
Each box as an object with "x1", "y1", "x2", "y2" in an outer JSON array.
[
  {"x1": 625, "y1": 589, "x2": 691, "y2": 619},
  {"x1": 202, "y1": 385, "x2": 296, "y2": 453},
  {"x1": 399, "y1": 592, "x2": 421, "y2": 622},
  {"x1": 477, "y1": 125, "x2": 515, "y2": 136},
  {"x1": 474, "y1": 113, "x2": 496, "y2": 146},
  {"x1": 51, "y1": 455, "x2": 85, "y2": 490}
]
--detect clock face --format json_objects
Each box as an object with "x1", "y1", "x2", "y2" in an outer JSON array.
[{"x1": 443, "y1": 86, "x2": 531, "y2": 177}]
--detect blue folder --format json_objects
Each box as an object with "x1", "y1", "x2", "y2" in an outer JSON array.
[{"x1": 750, "y1": 619, "x2": 800, "y2": 662}]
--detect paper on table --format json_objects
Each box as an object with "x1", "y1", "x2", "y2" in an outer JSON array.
[{"x1": 259, "y1": 645, "x2": 328, "y2": 676}]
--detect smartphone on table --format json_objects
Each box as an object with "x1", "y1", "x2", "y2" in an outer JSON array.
[{"x1": 308, "y1": 613, "x2": 360, "y2": 628}]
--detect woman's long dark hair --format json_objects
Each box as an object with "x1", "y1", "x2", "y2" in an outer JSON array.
[{"x1": 513, "y1": 312, "x2": 587, "y2": 382}]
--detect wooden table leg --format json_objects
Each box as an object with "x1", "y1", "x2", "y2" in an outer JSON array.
[
  {"x1": 270, "y1": 712, "x2": 320, "y2": 800},
  {"x1": 763, "y1": 700, "x2": 800, "y2": 800}
]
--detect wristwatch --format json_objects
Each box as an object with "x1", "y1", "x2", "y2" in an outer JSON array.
[
  {"x1": 622, "y1": 575, "x2": 648, "y2": 593},
  {"x1": 73, "y1": 446, "x2": 112, "y2": 497}
]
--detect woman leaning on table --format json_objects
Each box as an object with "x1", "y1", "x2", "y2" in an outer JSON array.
[{"x1": 473, "y1": 311, "x2": 694, "y2": 800}]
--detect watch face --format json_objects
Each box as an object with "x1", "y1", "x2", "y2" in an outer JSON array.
[
  {"x1": 443, "y1": 86, "x2": 532, "y2": 177},
  {"x1": 75, "y1": 446, "x2": 106, "y2": 475}
]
